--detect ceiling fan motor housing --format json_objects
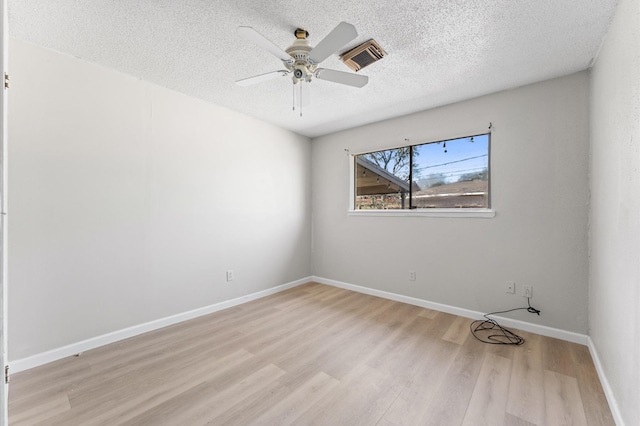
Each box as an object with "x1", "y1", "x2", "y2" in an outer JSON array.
[{"x1": 285, "y1": 37, "x2": 316, "y2": 83}]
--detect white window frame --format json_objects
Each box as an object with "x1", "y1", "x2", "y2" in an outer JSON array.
[{"x1": 348, "y1": 132, "x2": 496, "y2": 218}]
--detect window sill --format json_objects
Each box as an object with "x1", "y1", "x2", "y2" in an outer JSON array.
[{"x1": 347, "y1": 208, "x2": 496, "y2": 218}]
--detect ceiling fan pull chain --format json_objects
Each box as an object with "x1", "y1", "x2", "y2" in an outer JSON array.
[
  {"x1": 292, "y1": 84, "x2": 295, "y2": 111},
  {"x1": 300, "y1": 84, "x2": 303, "y2": 117}
]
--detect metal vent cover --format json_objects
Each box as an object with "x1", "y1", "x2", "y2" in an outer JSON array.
[{"x1": 340, "y1": 39, "x2": 386, "y2": 72}]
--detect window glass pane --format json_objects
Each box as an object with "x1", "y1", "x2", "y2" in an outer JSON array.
[
  {"x1": 411, "y1": 134, "x2": 489, "y2": 208},
  {"x1": 355, "y1": 148, "x2": 411, "y2": 209}
]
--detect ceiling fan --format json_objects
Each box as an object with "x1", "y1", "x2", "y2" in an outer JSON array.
[{"x1": 236, "y1": 22, "x2": 369, "y2": 113}]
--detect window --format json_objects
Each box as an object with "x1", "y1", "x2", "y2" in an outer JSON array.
[{"x1": 354, "y1": 133, "x2": 490, "y2": 210}]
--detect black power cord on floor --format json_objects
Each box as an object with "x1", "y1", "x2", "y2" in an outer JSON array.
[{"x1": 470, "y1": 297, "x2": 541, "y2": 345}]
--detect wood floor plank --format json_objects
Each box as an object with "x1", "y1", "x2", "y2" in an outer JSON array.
[
  {"x1": 418, "y1": 332, "x2": 488, "y2": 425},
  {"x1": 506, "y1": 332, "x2": 546, "y2": 425},
  {"x1": 291, "y1": 363, "x2": 407, "y2": 426},
  {"x1": 121, "y1": 363, "x2": 287, "y2": 426},
  {"x1": 8, "y1": 283, "x2": 615, "y2": 426},
  {"x1": 503, "y1": 412, "x2": 539, "y2": 426},
  {"x1": 9, "y1": 392, "x2": 70, "y2": 426},
  {"x1": 248, "y1": 371, "x2": 339, "y2": 425},
  {"x1": 569, "y1": 344, "x2": 615, "y2": 425},
  {"x1": 8, "y1": 355, "x2": 93, "y2": 403},
  {"x1": 200, "y1": 367, "x2": 334, "y2": 425},
  {"x1": 50, "y1": 349, "x2": 256, "y2": 425},
  {"x1": 53, "y1": 351, "x2": 253, "y2": 425},
  {"x1": 484, "y1": 338, "x2": 518, "y2": 360},
  {"x1": 366, "y1": 311, "x2": 456, "y2": 380},
  {"x1": 417, "y1": 307, "x2": 439, "y2": 319},
  {"x1": 462, "y1": 353, "x2": 512, "y2": 426},
  {"x1": 66, "y1": 330, "x2": 243, "y2": 404},
  {"x1": 442, "y1": 315, "x2": 470, "y2": 345},
  {"x1": 543, "y1": 370, "x2": 588, "y2": 426},
  {"x1": 272, "y1": 296, "x2": 402, "y2": 379},
  {"x1": 379, "y1": 337, "x2": 459, "y2": 425},
  {"x1": 542, "y1": 335, "x2": 576, "y2": 377}
]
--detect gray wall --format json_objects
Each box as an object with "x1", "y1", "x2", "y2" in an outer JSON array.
[
  {"x1": 312, "y1": 73, "x2": 590, "y2": 334},
  {"x1": 8, "y1": 39, "x2": 312, "y2": 361},
  {"x1": 589, "y1": 0, "x2": 640, "y2": 423}
]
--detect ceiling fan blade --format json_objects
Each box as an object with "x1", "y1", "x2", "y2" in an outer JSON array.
[
  {"x1": 315, "y1": 68, "x2": 368, "y2": 88},
  {"x1": 308, "y1": 22, "x2": 358, "y2": 64},
  {"x1": 235, "y1": 70, "x2": 290, "y2": 87},
  {"x1": 238, "y1": 26, "x2": 293, "y2": 63}
]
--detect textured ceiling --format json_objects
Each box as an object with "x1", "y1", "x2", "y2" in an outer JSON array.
[{"x1": 9, "y1": 0, "x2": 617, "y2": 138}]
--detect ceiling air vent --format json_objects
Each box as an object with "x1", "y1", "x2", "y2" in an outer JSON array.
[{"x1": 340, "y1": 39, "x2": 386, "y2": 72}]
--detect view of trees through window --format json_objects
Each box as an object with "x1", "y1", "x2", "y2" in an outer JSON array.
[{"x1": 355, "y1": 134, "x2": 490, "y2": 209}]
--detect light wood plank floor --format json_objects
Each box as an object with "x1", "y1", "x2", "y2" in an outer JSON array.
[{"x1": 9, "y1": 283, "x2": 614, "y2": 425}]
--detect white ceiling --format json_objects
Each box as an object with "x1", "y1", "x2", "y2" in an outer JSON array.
[{"x1": 8, "y1": 0, "x2": 618, "y2": 138}]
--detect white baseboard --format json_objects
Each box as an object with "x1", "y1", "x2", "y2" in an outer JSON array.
[
  {"x1": 11, "y1": 276, "x2": 590, "y2": 373},
  {"x1": 311, "y1": 276, "x2": 588, "y2": 345},
  {"x1": 10, "y1": 276, "x2": 311, "y2": 374},
  {"x1": 587, "y1": 337, "x2": 624, "y2": 426}
]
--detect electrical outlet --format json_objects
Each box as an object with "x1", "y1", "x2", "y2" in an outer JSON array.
[
  {"x1": 409, "y1": 270, "x2": 416, "y2": 281},
  {"x1": 523, "y1": 285, "x2": 533, "y2": 298},
  {"x1": 505, "y1": 281, "x2": 515, "y2": 294},
  {"x1": 226, "y1": 270, "x2": 234, "y2": 282}
]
